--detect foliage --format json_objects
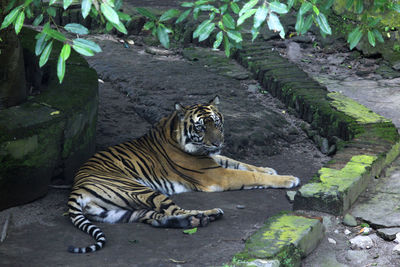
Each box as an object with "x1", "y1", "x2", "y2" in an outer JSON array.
[{"x1": 0, "y1": 0, "x2": 399, "y2": 84}]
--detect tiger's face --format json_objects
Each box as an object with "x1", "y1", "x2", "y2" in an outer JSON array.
[{"x1": 175, "y1": 96, "x2": 224, "y2": 156}]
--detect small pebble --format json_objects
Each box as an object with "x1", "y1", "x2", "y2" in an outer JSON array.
[
  {"x1": 344, "y1": 229, "x2": 351, "y2": 235},
  {"x1": 328, "y1": 237, "x2": 337, "y2": 245},
  {"x1": 334, "y1": 229, "x2": 339, "y2": 234},
  {"x1": 236, "y1": 205, "x2": 246, "y2": 209}
]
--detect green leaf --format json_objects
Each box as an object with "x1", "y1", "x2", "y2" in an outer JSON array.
[
  {"x1": 267, "y1": 13, "x2": 285, "y2": 38},
  {"x1": 112, "y1": 20, "x2": 128, "y2": 34},
  {"x1": 237, "y1": 8, "x2": 257, "y2": 26},
  {"x1": 157, "y1": 24, "x2": 170, "y2": 48},
  {"x1": 144, "y1": 21, "x2": 155, "y2": 30},
  {"x1": 222, "y1": 13, "x2": 235, "y2": 29},
  {"x1": 393, "y1": 3, "x2": 400, "y2": 13},
  {"x1": 253, "y1": 4, "x2": 268, "y2": 29},
  {"x1": 183, "y1": 228, "x2": 197, "y2": 235},
  {"x1": 322, "y1": 0, "x2": 334, "y2": 11},
  {"x1": 269, "y1": 1, "x2": 289, "y2": 14},
  {"x1": 42, "y1": 25, "x2": 66, "y2": 42},
  {"x1": 72, "y1": 43, "x2": 94, "y2": 56},
  {"x1": 223, "y1": 34, "x2": 230, "y2": 57},
  {"x1": 117, "y1": 11, "x2": 131, "y2": 22},
  {"x1": 347, "y1": 27, "x2": 362, "y2": 50},
  {"x1": 63, "y1": 0, "x2": 73, "y2": 10},
  {"x1": 195, "y1": 0, "x2": 210, "y2": 5},
  {"x1": 101, "y1": 2, "x2": 120, "y2": 24},
  {"x1": 106, "y1": 22, "x2": 113, "y2": 32},
  {"x1": 287, "y1": 0, "x2": 295, "y2": 9},
  {"x1": 32, "y1": 14, "x2": 43, "y2": 26},
  {"x1": 355, "y1": 0, "x2": 363, "y2": 14},
  {"x1": 57, "y1": 54, "x2": 66, "y2": 83},
  {"x1": 367, "y1": 30, "x2": 375, "y2": 47},
  {"x1": 239, "y1": 0, "x2": 258, "y2": 16},
  {"x1": 193, "y1": 19, "x2": 212, "y2": 38},
  {"x1": 49, "y1": 0, "x2": 57, "y2": 5},
  {"x1": 373, "y1": 29, "x2": 384, "y2": 43},
  {"x1": 14, "y1": 11, "x2": 25, "y2": 34},
  {"x1": 230, "y1": 2, "x2": 240, "y2": 14},
  {"x1": 299, "y1": 2, "x2": 312, "y2": 15},
  {"x1": 220, "y1": 4, "x2": 228, "y2": 14},
  {"x1": 302, "y1": 14, "x2": 313, "y2": 34},
  {"x1": 60, "y1": 43, "x2": 71, "y2": 60},
  {"x1": 176, "y1": 9, "x2": 191, "y2": 24},
  {"x1": 25, "y1": 5, "x2": 33, "y2": 19},
  {"x1": 64, "y1": 23, "x2": 89, "y2": 35},
  {"x1": 160, "y1": 9, "x2": 180, "y2": 22},
  {"x1": 368, "y1": 17, "x2": 381, "y2": 27},
  {"x1": 181, "y1": 2, "x2": 194, "y2": 8},
  {"x1": 136, "y1": 7, "x2": 157, "y2": 20},
  {"x1": 345, "y1": 0, "x2": 354, "y2": 9},
  {"x1": 35, "y1": 33, "x2": 47, "y2": 56},
  {"x1": 193, "y1": 7, "x2": 200, "y2": 20},
  {"x1": 0, "y1": 6, "x2": 22, "y2": 30},
  {"x1": 251, "y1": 26, "x2": 259, "y2": 41},
  {"x1": 316, "y1": 13, "x2": 331, "y2": 35},
  {"x1": 199, "y1": 22, "x2": 215, "y2": 42},
  {"x1": 81, "y1": 0, "x2": 92, "y2": 19},
  {"x1": 47, "y1": 7, "x2": 56, "y2": 17},
  {"x1": 39, "y1": 41, "x2": 53, "y2": 67},
  {"x1": 312, "y1": 5, "x2": 319, "y2": 16},
  {"x1": 73, "y1": 38, "x2": 102, "y2": 53},
  {"x1": 295, "y1": 13, "x2": 304, "y2": 33},
  {"x1": 227, "y1": 30, "x2": 242, "y2": 43},
  {"x1": 213, "y1": 31, "x2": 223, "y2": 49}
]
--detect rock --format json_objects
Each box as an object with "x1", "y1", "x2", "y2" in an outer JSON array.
[
  {"x1": 395, "y1": 232, "x2": 400, "y2": 244},
  {"x1": 343, "y1": 214, "x2": 357, "y2": 227},
  {"x1": 349, "y1": 236, "x2": 374, "y2": 249},
  {"x1": 393, "y1": 244, "x2": 400, "y2": 255},
  {"x1": 236, "y1": 205, "x2": 246, "y2": 209},
  {"x1": 320, "y1": 138, "x2": 329, "y2": 154},
  {"x1": 286, "y1": 191, "x2": 296, "y2": 203},
  {"x1": 248, "y1": 259, "x2": 280, "y2": 267},
  {"x1": 287, "y1": 42, "x2": 302, "y2": 61},
  {"x1": 377, "y1": 228, "x2": 400, "y2": 241},
  {"x1": 393, "y1": 61, "x2": 400, "y2": 71},
  {"x1": 344, "y1": 229, "x2": 351, "y2": 235},
  {"x1": 328, "y1": 237, "x2": 337, "y2": 245},
  {"x1": 345, "y1": 250, "x2": 369, "y2": 264}
]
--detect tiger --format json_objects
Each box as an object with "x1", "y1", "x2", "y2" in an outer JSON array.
[{"x1": 67, "y1": 96, "x2": 300, "y2": 253}]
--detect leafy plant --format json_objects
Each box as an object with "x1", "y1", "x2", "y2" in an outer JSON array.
[{"x1": 1, "y1": 0, "x2": 399, "y2": 84}]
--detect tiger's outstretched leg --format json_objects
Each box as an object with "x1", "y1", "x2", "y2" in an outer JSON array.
[{"x1": 211, "y1": 155, "x2": 278, "y2": 175}]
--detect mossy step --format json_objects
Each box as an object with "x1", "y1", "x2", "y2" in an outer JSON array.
[{"x1": 233, "y1": 213, "x2": 324, "y2": 267}]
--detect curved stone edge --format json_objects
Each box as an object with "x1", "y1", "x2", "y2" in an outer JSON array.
[
  {"x1": 0, "y1": 27, "x2": 98, "y2": 210},
  {"x1": 232, "y1": 213, "x2": 324, "y2": 267}
]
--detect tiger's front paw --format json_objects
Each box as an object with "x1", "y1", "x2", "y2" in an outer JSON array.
[
  {"x1": 286, "y1": 176, "x2": 300, "y2": 188},
  {"x1": 277, "y1": 176, "x2": 300, "y2": 188}
]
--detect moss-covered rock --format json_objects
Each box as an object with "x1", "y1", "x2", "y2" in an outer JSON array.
[{"x1": 0, "y1": 27, "x2": 98, "y2": 210}]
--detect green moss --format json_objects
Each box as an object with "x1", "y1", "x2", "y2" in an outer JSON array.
[
  {"x1": 236, "y1": 212, "x2": 321, "y2": 265},
  {"x1": 328, "y1": 92, "x2": 390, "y2": 124}
]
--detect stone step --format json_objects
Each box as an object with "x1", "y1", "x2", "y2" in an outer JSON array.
[{"x1": 233, "y1": 213, "x2": 324, "y2": 267}]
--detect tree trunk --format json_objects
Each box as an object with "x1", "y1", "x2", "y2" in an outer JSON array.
[{"x1": 0, "y1": 0, "x2": 27, "y2": 109}]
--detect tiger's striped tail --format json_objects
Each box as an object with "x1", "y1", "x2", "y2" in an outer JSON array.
[{"x1": 68, "y1": 199, "x2": 106, "y2": 253}]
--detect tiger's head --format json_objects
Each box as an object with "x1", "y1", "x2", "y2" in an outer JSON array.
[{"x1": 174, "y1": 96, "x2": 224, "y2": 156}]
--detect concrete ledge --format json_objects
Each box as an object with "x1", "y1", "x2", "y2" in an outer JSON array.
[
  {"x1": 234, "y1": 38, "x2": 400, "y2": 216},
  {"x1": 233, "y1": 213, "x2": 324, "y2": 267},
  {"x1": 0, "y1": 27, "x2": 98, "y2": 210}
]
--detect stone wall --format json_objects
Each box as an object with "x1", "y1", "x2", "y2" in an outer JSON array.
[{"x1": 0, "y1": 28, "x2": 98, "y2": 210}]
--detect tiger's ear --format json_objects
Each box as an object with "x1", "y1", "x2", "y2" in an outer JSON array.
[
  {"x1": 209, "y1": 95, "x2": 220, "y2": 106},
  {"x1": 175, "y1": 102, "x2": 186, "y2": 118}
]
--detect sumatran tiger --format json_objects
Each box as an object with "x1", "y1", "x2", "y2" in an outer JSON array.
[{"x1": 67, "y1": 96, "x2": 300, "y2": 253}]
